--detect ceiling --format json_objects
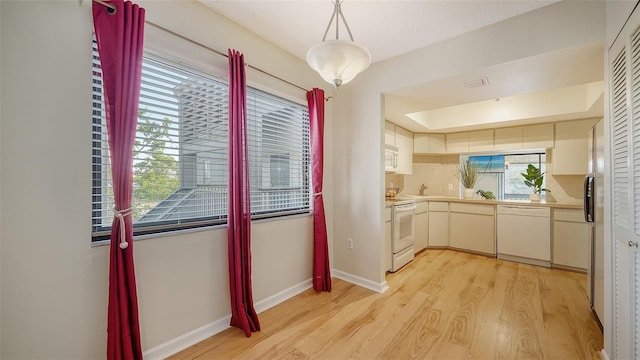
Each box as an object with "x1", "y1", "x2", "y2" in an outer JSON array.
[
  {"x1": 386, "y1": 41, "x2": 605, "y2": 133},
  {"x1": 201, "y1": 0, "x2": 604, "y2": 133}
]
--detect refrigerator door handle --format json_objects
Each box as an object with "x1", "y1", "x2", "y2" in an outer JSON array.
[{"x1": 584, "y1": 175, "x2": 594, "y2": 223}]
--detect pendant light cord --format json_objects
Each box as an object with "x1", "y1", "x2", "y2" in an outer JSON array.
[{"x1": 321, "y1": 0, "x2": 355, "y2": 42}]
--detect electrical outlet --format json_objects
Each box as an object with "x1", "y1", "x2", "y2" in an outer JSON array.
[
  {"x1": 448, "y1": 183, "x2": 453, "y2": 191},
  {"x1": 346, "y1": 238, "x2": 353, "y2": 249}
]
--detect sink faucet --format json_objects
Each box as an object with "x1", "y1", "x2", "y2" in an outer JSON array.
[{"x1": 419, "y1": 183, "x2": 428, "y2": 196}]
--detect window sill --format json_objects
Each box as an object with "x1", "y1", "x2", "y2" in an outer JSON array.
[{"x1": 91, "y1": 211, "x2": 312, "y2": 247}]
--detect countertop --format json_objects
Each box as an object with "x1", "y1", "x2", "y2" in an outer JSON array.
[{"x1": 385, "y1": 195, "x2": 583, "y2": 209}]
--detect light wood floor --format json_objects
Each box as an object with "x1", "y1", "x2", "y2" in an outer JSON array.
[{"x1": 169, "y1": 249, "x2": 603, "y2": 359}]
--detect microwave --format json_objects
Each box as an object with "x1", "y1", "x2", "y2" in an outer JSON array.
[{"x1": 385, "y1": 145, "x2": 398, "y2": 172}]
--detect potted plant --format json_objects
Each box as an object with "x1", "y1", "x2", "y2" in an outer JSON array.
[
  {"x1": 521, "y1": 164, "x2": 550, "y2": 201},
  {"x1": 458, "y1": 160, "x2": 479, "y2": 199}
]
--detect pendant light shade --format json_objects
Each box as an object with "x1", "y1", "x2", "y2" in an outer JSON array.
[
  {"x1": 307, "y1": 39, "x2": 371, "y2": 88},
  {"x1": 306, "y1": 1, "x2": 371, "y2": 88}
]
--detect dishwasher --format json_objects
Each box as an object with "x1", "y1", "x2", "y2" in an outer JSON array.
[{"x1": 496, "y1": 205, "x2": 551, "y2": 267}]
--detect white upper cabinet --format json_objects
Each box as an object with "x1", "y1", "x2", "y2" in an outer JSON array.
[
  {"x1": 429, "y1": 134, "x2": 446, "y2": 153},
  {"x1": 385, "y1": 121, "x2": 396, "y2": 146},
  {"x1": 414, "y1": 133, "x2": 446, "y2": 154},
  {"x1": 494, "y1": 127, "x2": 523, "y2": 150},
  {"x1": 394, "y1": 126, "x2": 413, "y2": 174},
  {"x1": 552, "y1": 119, "x2": 597, "y2": 175},
  {"x1": 386, "y1": 121, "x2": 413, "y2": 174},
  {"x1": 468, "y1": 129, "x2": 494, "y2": 152},
  {"x1": 446, "y1": 132, "x2": 469, "y2": 153},
  {"x1": 523, "y1": 123, "x2": 554, "y2": 149},
  {"x1": 493, "y1": 124, "x2": 553, "y2": 150}
]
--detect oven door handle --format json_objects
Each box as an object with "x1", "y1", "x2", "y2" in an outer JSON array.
[{"x1": 394, "y1": 205, "x2": 416, "y2": 213}]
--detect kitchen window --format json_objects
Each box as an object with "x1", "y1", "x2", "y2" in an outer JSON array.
[
  {"x1": 91, "y1": 45, "x2": 310, "y2": 241},
  {"x1": 464, "y1": 152, "x2": 547, "y2": 200}
]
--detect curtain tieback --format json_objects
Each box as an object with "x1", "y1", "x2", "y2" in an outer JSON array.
[
  {"x1": 114, "y1": 207, "x2": 131, "y2": 250},
  {"x1": 313, "y1": 192, "x2": 322, "y2": 197}
]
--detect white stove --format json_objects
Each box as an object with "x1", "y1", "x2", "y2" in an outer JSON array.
[{"x1": 388, "y1": 198, "x2": 416, "y2": 272}]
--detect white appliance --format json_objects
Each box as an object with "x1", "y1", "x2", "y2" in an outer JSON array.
[
  {"x1": 584, "y1": 120, "x2": 604, "y2": 324},
  {"x1": 390, "y1": 200, "x2": 416, "y2": 272},
  {"x1": 497, "y1": 205, "x2": 551, "y2": 267},
  {"x1": 385, "y1": 145, "x2": 398, "y2": 172}
]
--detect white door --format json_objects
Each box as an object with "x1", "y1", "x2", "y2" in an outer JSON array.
[{"x1": 609, "y1": 7, "x2": 640, "y2": 358}]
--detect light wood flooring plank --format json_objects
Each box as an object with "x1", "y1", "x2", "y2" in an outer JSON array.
[{"x1": 168, "y1": 250, "x2": 602, "y2": 360}]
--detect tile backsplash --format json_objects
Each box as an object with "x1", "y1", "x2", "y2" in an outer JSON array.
[
  {"x1": 386, "y1": 153, "x2": 585, "y2": 204},
  {"x1": 386, "y1": 155, "x2": 460, "y2": 197}
]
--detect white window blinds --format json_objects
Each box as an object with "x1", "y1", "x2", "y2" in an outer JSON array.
[{"x1": 92, "y1": 46, "x2": 310, "y2": 240}]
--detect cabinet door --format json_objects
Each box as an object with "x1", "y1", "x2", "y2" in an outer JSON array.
[
  {"x1": 385, "y1": 121, "x2": 396, "y2": 146},
  {"x1": 385, "y1": 219, "x2": 392, "y2": 272},
  {"x1": 414, "y1": 211, "x2": 428, "y2": 253},
  {"x1": 414, "y1": 134, "x2": 446, "y2": 154},
  {"x1": 413, "y1": 133, "x2": 430, "y2": 154},
  {"x1": 395, "y1": 126, "x2": 413, "y2": 174},
  {"x1": 468, "y1": 130, "x2": 494, "y2": 152},
  {"x1": 429, "y1": 134, "x2": 446, "y2": 153},
  {"x1": 494, "y1": 127, "x2": 523, "y2": 151},
  {"x1": 552, "y1": 119, "x2": 596, "y2": 175},
  {"x1": 553, "y1": 220, "x2": 590, "y2": 270},
  {"x1": 384, "y1": 207, "x2": 392, "y2": 271},
  {"x1": 450, "y1": 212, "x2": 495, "y2": 255},
  {"x1": 523, "y1": 123, "x2": 554, "y2": 149},
  {"x1": 446, "y1": 132, "x2": 469, "y2": 153},
  {"x1": 428, "y1": 211, "x2": 449, "y2": 247}
]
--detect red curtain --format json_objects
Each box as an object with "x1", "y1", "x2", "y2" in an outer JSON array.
[
  {"x1": 227, "y1": 49, "x2": 260, "y2": 336},
  {"x1": 307, "y1": 88, "x2": 332, "y2": 292},
  {"x1": 93, "y1": 1, "x2": 145, "y2": 358}
]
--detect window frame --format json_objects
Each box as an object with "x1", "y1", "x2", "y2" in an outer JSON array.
[
  {"x1": 461, "y1": 150, "x2": 547, "y2": 201},
  {"x1": 91, "y1": 47, "x2": 312, "y2": 243}
]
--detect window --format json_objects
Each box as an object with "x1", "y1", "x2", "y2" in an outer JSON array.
[
  {"x1": 465, "y1": 152, "x2": 546, "y2": 200},
  {"x1": 92, "y1": 46, "x2": 310, "y2": 241}
]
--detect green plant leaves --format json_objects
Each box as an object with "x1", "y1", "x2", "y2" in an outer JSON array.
[
  {"x1": 458, "y1": 160, "x2": 479, "y2": 189},
  {"x1": 520, "y1": 163, "x2": 550, "y2": 194}
]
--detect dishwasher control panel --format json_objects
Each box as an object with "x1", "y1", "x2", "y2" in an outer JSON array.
[{"x1": 496, "y1": 205, "x2": 550, "y2": 217}]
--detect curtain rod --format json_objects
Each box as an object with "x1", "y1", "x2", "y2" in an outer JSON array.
[{"x1": 91, "y1": 0, "x2": 315, "y2": 96}]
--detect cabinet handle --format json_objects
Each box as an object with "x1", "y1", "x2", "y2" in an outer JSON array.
[{"x1": 628, "y1": 241, "x2": 639, "y2": 248}]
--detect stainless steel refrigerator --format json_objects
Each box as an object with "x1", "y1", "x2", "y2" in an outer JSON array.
[{"x1": 584, "y1": 119, "x2": 604, "y2": 324}]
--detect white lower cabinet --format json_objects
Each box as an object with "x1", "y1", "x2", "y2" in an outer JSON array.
[
  {"x1": 449, "y1": 203, "x2": 496, "y2": 255},
  {"x1": 553, "y1": 209, "x2": 590, "y2": 271},
  {"x1": 385, "y1": 207, "x2": 392, "y2": 272},
  {"x1": 414, "y1": 202, "x2": 429, "y2": 254},
  {"x1": 428, "y1": 202, "x2": 449, "y2": 247}
]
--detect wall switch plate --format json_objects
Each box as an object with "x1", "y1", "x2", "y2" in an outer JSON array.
[
  {"x1": 448, "y1": 183, "x2": 453, "y2": 191},
  {"x1": 346, "y1": 238, "x2": 353, "y2": 249}
]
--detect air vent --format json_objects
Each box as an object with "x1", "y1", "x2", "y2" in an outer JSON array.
[{"x1": 464, "y1": 77, "x2": 489, "y2": 88}]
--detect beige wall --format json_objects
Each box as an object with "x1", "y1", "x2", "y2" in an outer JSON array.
[{"x1": 0, "y1": 1, "x2": 330, "y2": 358}]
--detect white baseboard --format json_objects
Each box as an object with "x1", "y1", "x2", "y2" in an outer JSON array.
[
  {"x1": 143, "y1": 278, "x2": 313, "y2": 360},
  {"x1": 331, "y1": 269, "x2": 389, "y2": 293},
  {"x1": 254, "y1": 278, "x2": 313, "y2": 313},
  {"x1": 600, "y1": 349, "x2": 610, "y2": 360},
  {"x1": 143, "y1": 315, "x2": 231, "y2": 360}
]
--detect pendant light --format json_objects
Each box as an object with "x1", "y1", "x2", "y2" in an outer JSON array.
[{"x1": 306, "y1": 0, "x2": 371, "y2": 88}]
